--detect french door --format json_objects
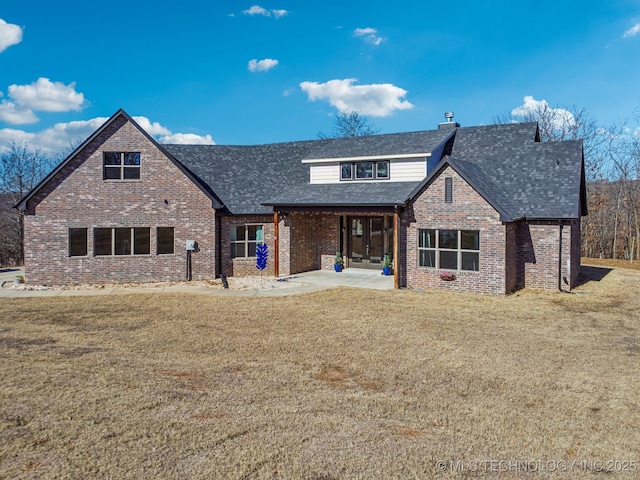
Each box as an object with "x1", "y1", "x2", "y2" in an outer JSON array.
[{"x1": 347, "y1": 216, "x2": 385, "y2": 269}]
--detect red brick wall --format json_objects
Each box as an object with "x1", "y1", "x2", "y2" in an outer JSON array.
[
  {"x1": 220, "y1": 214, "x2": 275, "y2": 277},
  {"x1": 510, "y1": 219, "x2": 580, "y2": 292},
  {"x1": 505, "y1": 223, "x2": 518, "y2": 293},
  {"x1": 287, "y1": 213, "x2": 340, "y2": 273},
  {"x1": 23, "y1": 115, "x2": 216, "y2": 285},
  {"x1": 403, "y1": 166, "x2": 507, "y2": 295},
  {"x1": 569, "y1": 220, "x2": 582, "y2": 288}
]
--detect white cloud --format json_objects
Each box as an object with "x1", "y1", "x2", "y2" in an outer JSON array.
[
  {"x1": 159, "y1": 133, "x2": 215, "y2": 145},
  {"x1": 0, "y1": 19, "x2": 22, "y2": 53},
  {"x1": 511, "y1": 96, "x2": 575, "y2": 128},
  {"x1": 353, "y1": 27, "x2": 383, "y2": 46},
  {"x1": 243, "y1": 5, "x2": 289, "y2": 18},
  {"x1": 0, "y1": 115, "x2": 215, "y2": 154},
  {"x1": 131, "y1": 116, "x2": 170, "y2": 136},
  {"x1": 248, "y1": 58, "x2": 279, "y2": 72},
  {"x1": 300, "y1": 78, "x2": 413, "y2": 117},
  {"x1": 0, "y1": 101, "x2": 38, "y2": 124},
  {"x1": 0, "y1": 128, "x2": 36, "y2": 151},
  {"x1": 8, "y1": 77, "x2": 85, "y2": 112},
  {"x1": 0, "y1": 78, "x2": 86, "y2": 124},
  {"x1": 623, "y1": 21, "x2": 640, "y2": 38},
  {"x1": 244, "y1": 5, "x2": 269, "y2": 16}
]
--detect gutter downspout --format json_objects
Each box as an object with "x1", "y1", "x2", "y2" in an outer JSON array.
[
  {"x1": 274, "y1": 211, "x2": 279, "y2": 278},
  {"x1": 558, "y1": 222, "x2": 563, "y2": 292}
]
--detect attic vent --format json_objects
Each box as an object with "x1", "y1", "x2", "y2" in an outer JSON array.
[{"x1": 445, "y1": 177, "x2": 453, "y2": 203}]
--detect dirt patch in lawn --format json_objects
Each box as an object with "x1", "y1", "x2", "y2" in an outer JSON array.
[{"x1": 1, "y1": 268, "x2": 640, "y2": 478}]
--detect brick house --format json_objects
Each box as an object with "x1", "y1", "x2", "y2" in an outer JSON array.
[{"x1": 17, "y1": 109, "x2": 586, "y2": 294}]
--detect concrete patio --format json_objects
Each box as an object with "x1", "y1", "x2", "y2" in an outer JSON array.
[{"x1": 0, "y1": 267, "x2": 394, "y2": 298}]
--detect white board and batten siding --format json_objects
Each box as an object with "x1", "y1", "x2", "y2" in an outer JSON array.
[{"x1": 308, "y1": 158, "x2": 428, "y2": 184}]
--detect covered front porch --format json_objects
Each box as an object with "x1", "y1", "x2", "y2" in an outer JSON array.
[
  {"x1": 263, "y1": 181, "x2": 419, "y2": 290},
  {"x1": 270, "y1": 209, "x2": 402, "y2": 289}
]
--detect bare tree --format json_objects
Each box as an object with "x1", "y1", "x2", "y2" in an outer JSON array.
[
  {"x1": 318, "y1": 111, "x2": 380, "y2": 139},
  {"x1": 0, "y1": 142, "x2": 54, "y2": 265}
]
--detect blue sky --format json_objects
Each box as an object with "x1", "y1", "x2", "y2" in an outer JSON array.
[{"x1": 0, "y1": 1, "x2": 639, "y2": 153}]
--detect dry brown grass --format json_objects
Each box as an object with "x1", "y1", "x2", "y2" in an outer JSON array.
[
  {"x1": 1, "y1": 266, "x2": 640, "y2": 479},
  {"x1": 583, "y1": 256, "x2": 640, "y2": 271}
]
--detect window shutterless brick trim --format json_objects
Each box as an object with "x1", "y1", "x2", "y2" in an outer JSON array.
[
  {"x1": 444, "y1": 177, "x2": 453, "y2": 203},
  {"x1": 94, "y1": 227, "x2": 150, "y2": 256},
  {"x1": 156, "y1": 227, "x2": 175, "y2": 255},
  {"x1": 68, "y1": 228, "x2": 88, "y2": 257},
  {"x1": 103, "y1": 152, "x2": 141, "y2": 180}
]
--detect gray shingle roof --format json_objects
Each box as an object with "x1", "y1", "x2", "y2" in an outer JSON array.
[
  {"x1": 302, "y1": 129, "x2": 454, "y2": 159},
  {"x1": 164, "y1": 141, "x2": 317, "y2": 214},
  {"x1": 165, "y1": 121, "x2": 584, "y2": 220},
  {"x1": 263, "y1": 182, "x2": 420, "y2": 208},
  {"x1": 164, "y1": 129, "x2": 454, "y2": 214},
  {"x1": 439, "y1": 124, "x2": 585, "y2": 219}
]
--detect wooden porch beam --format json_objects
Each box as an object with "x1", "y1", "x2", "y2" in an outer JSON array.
[{"x1": 393, "y1": 210, "x2": 400, "y2": 289}]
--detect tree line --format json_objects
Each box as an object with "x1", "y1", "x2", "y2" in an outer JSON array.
[
  {"x1": 495, "y1": 103, "x2": 640, "y2": 261},
  {"x1": 1, "y1": 108, "x2": 639, "y2": 267}
]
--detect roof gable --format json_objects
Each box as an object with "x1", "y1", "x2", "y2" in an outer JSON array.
[
  {"x1": 16, "y1": 109, "x2": 222, "y2": 211},
  {"x1": 406, "y1": 123, "x2": 585, "y2": 220},
  {"x1": 408, "y1": 158, "x2": 518, "y2": 221}
]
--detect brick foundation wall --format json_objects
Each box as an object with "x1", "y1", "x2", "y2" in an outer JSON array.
[
  {"x1": 403, "y1": 166, "x2": 507, "y2": 295},
  {"x1": 23, "y1": 116, "x2": 216, "y2": 285}
]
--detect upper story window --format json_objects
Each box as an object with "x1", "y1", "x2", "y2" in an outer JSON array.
[
  {"x1": 103, "y1": 152, "x2": 141, "y2": 180},
  {"x1": 341, "y1": 160, "x2": 389, "y2": 181}
]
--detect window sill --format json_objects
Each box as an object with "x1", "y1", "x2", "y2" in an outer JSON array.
[
  {"x1": 417, "y1": 267, "x2": 480, "y2": 275},
  {"x1": 93, "y1": 254, "x2": 153, "y2": 258},
  {"x1": 103, "y1": 179, "x2": 142, "y2": 183}
]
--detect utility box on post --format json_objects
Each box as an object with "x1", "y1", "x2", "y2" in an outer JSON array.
[{"x1": 186, "y1": 240, "x2": 197, "y2": 251}]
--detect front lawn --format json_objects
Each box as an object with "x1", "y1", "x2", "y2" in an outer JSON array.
[{"x1": 1, "y1": 265, "x2": 639, "y2": 478}]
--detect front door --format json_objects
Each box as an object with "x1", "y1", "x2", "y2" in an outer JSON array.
[{"x1": 348, "y1": 216, "x2": 384, "y2": 269}]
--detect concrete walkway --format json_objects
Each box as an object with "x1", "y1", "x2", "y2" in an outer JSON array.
[{"x1": 0, "y1": 267, "x2": 394, "y2": 298}]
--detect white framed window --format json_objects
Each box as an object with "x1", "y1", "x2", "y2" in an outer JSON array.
[
  {"x1": 340, "y1": 160, "x2": 390, "y2": 181},
  {"x1": 418, "y1": 229, "x2": 479, "y2": 271},
  {"x1": 231, "y1": 225, "x2": 263, "y2": 258}
]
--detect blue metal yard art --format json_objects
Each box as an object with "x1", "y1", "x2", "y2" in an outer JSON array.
[{"x1": 256, "y1": 243, "x2": 268, "y2": 271}]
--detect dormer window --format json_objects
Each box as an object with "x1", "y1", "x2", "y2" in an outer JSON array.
[
  {"x1": 340, "y1": 160, "x2": 390, "y2": 181},
  {"x1": 103, "y1": 152, "x2": 141, "y2": 180}
]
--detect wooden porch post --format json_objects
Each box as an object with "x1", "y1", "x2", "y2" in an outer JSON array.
[
  {"x1": 393, "y1": 210, "x2": 400, "y2": 289},
  {"x1": 273, "y1": 211, "x2": 279, "y2": 278}
]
